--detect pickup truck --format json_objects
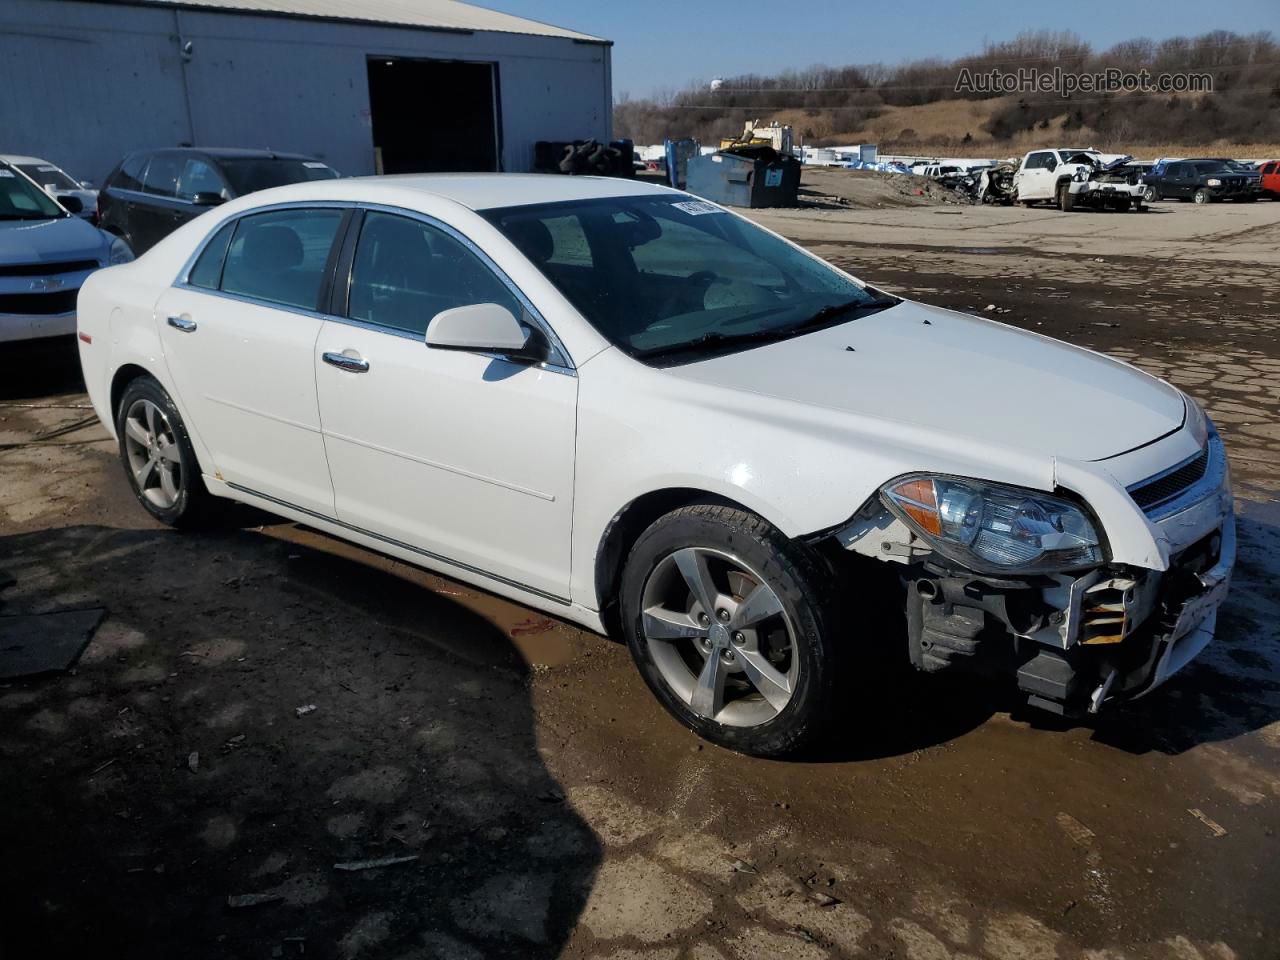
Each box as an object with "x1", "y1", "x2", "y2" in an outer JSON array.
[
  {"x1": 1014, "y1": 148, "x2": 1147, "y2": 212},
  {"x1": 1142, "y1": 158, "x2": 1261, "y2": 204}
]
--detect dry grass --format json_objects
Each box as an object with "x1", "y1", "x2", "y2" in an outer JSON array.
[{"x1": 793, "y1": 96, "x2": 1280, "y2": 160}]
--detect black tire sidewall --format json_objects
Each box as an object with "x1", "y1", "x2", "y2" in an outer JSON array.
[
  {"x1": 619, "y1": 506, "x2": 835, "y2": 757},
  {"x1": 115, "y1": 377, "x2": 206, "y2": 527}
]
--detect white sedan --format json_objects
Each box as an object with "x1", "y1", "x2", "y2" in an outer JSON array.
[{"x1": 77, "y1": 175, "x2": 1234, "y2": 756}]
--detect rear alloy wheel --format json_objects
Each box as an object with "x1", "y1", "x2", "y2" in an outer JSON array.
[
  {"x1": 1144, "y1": 185, "x2": 1159, "y2": 202},
  {"x1": 1194, "y1": 188, "x2": 1213, "y2": 204},
  {"x1": 116, "y1": 377, "x2": 213, "y2": 527},
  {"x1": 620, "y1": 504, "x2": 837, "y2": 757}
]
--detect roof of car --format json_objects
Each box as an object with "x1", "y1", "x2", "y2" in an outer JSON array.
[
  {"x1": 248, "y1": 173, "x2": 680, "y2": 212},
  {"x1": 139, "y1": 147, "x2": 324, "y2": 162},
  {"x1": 0, "y1": 154, "x2": 50, "y2": 165}
]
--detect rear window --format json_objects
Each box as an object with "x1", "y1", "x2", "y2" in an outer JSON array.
[
  {"x1": 220, "y1": 208, "x2": 343, "y2": 311},
  {"x1": 219, "y1": 159, "x2": 338, "y2": 197}
]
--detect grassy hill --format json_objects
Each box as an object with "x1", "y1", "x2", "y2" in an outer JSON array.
[{"x1": 615, "y1": 30, "x2": 1280, "y2": 159}]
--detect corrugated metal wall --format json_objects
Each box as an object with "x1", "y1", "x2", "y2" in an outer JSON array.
[{"x1": 0, "y1": 0, "x2": 611, "y2": 183}]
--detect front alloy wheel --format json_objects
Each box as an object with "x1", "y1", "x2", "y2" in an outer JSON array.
[
  {"x1": 620, "y1": 504, "x2": 838, "y2": 757},
  {"x1": 641, "y1": 546, "x2": 797, "y2": 727}
]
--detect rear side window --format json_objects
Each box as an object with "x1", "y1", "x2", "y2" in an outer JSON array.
[
  {"x1": 346, "y1": 211, "x2": 521, "y2": 336},
  {"x1": 142, "y1": 154, "x2": 183, "y2": 198},
  {"x1": 187, "y1": 221, "x2": 236, "y2": 290},
  {"x1": 112, "y1": 154, "x2": 148, "y2": 192},
  {"x1": 220, "y1": 208, "x2": 343, "y2": 311}
]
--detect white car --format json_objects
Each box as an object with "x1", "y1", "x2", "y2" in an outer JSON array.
[
  {"x1": 1015, "y1": 149, "x2": 1147, "y2": 211},
  {"x1": 0, "y1": 154, "x2": 98, "y2": 221},
  {"x1": 76, "y1": 175, "x2": 1234, "y2": 756}
]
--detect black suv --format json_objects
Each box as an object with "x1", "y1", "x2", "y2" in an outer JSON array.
[
  {"x1": 98, "y1": 148, "x2": 339, "y2": 255},
  {"x1": 1141, "y1": 158, "x2": 1260, "y2": 204}
]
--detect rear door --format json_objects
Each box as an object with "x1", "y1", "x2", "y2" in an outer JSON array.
[
  {"x1": 1164, "y1": 163, "x2": 1189, "y2": 198},
  {"x1": 313, "y1": 209, "x2": 577, "y2": 599},
  {"x1": 135, "y1": 152, "x2": 189, "y2": 252},
  {"x1": 155, "y1": 205, "x2": 347, "y2": 515}
]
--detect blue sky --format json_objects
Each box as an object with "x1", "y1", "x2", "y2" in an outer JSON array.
[{"x1": 474, "y1": 0, "x2": 1276, "y2": 98}]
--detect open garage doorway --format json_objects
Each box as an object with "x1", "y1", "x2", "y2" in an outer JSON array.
[{"x1": 366, "y1": 57, "x2": 500, "y2": 174}]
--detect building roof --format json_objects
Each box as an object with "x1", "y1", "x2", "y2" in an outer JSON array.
[{"x1": 135, "y1": 0, "x2": 607, "y2": 42}]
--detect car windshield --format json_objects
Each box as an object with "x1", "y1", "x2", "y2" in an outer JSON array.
[
  {"x1": 16, "y1": 163, "x2": 79, "y2": 192},
  {"x1": 218, "y1": 158, "x2": 339, "y2": 196},
  {"x1": 482, "y1": 195, "x2": 896, "y2": 364},
  {"x1": 0, "y1": 166, "x2": 66, "y2": 220}
]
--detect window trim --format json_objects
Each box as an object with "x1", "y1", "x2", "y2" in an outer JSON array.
[{"x1": 172, "y1": 199, "x2": 575, "y2": 375}]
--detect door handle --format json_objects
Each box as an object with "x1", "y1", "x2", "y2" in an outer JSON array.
[
  {"x1": 322, "y1": 351, "x2": 370, "y2": 373},
  {"x1": 167, "y1": 314, "x2": 197, "y2": 333}
]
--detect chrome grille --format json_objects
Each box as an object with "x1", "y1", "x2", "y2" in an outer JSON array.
[{"x1": 1128, "y1": 446, "x2": 1210, "y2": 513}]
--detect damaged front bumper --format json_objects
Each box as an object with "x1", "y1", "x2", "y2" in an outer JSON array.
[{"x1": 835, "y1": 431, "x2": 1235, "y2": 717}]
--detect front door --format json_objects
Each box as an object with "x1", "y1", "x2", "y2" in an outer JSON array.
[
  {"x1": 156, "y1": 206, "x2": 346, "y2": 515},
  {"x1": 1018, "y1": 151, "x2": 1058, "y2": 200},
  {"x1": 314, "y1": 210, "x2": 576, "y2": 600}
]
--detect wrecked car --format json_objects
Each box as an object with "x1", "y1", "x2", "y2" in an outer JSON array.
[
  {"x1": 1015, "y1": 148, "x2": 1148, "y2": 211},
  {"x1": 77, "y1": 175, "x2": 1234, "y2": 757}
]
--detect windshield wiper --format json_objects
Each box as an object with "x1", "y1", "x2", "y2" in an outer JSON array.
[
  {"x1": 634, "y1": 327, "x2": 797, "y2": 362},
  {"x1": 795, "y1": 294, "x2": 899, "y2": 330}
]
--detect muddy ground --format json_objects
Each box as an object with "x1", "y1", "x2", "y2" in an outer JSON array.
[{"x1": 2, "y1": 199, "x2": 1279, "y2": 960}]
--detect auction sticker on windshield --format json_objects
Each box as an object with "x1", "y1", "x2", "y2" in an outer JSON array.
[{"x1": 672, "y1": 200, "x2": 722, "y2": 216}]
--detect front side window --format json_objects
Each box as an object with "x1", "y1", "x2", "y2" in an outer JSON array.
[
  {"x1": 483, "y1": 195, "x2": 894, "y2": 364},
  {"x1": 176, "y1": 159, "x2": 229, "y2": 202},
  {"x1": 220, "y1": 208, "x2": 343, "y2": 311},
  {"x1": 346, "y1": 211, "x2": 522, "y2": 336}
]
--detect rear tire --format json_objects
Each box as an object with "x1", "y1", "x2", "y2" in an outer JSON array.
[
  {"x1": 1144, "y1": 185, "x2": 1159, "y2": 202},
  {"x1": 115, "y1": 376, "x2": 214, "y2": 528},
  {"x1": 619, "y1": 504, "x2": 838, "y2": 757}
]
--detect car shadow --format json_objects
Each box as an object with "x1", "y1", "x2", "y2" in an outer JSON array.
[{"x1": 0, "y1": 523, "x2": 601, "y2": 959}]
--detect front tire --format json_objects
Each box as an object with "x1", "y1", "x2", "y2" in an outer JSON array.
[
  {"x1": 619, "y1": 504, "x2": 838, "y2": 757},
  {"x1": 1194, "y1": 188, "x2": 1213, "y2": 204},
  {"x1": 1057, "y1": 183, "x2": 1076, "y2": 211},
  {"x1": 115, "y1": 376, "x2": 213, "y2": 528}
]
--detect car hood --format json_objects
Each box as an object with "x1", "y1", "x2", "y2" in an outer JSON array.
[
  {"x1": 666, "y1": 300, "x2": 1185, "y2": 463},
  {"x1": 0, "y1": 215, "x2": 108, "y2": 265}
]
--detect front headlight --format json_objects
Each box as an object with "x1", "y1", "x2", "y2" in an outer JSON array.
[
  {"x1": 1073, "y1": 169, "x2": 1088, "y2": 182},
  {"x1": 882, "y1": 475, "x2": 1104, "y2": 574},
  {"x1": 108, "y1": 236, "x2": 134, "y2": 266},
  {"x1": 1206, "y1": 178, "x2": 1222, "y2": 187}
]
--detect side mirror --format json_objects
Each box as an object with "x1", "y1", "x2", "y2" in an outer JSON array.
[
  {"x1": 425, "y1": 303, "x2": 546, "y2": 363},
  {"x1": 191, "y1": 191, "x2": 226, "y2": 206},
  {"x1": 60, "y1": 195, "x2": 84, "y2": 214}
]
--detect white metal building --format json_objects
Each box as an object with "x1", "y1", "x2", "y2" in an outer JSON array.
[{"x1": 1, "y1": 0, "x2": 612, "y2": 182}]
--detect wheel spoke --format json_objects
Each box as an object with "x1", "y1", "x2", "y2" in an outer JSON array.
[
  {"x1": 731, "y1": 583, "x2": 783, "y2": 629},
  {"x1": 690, "y1": 647, "x2": 728, "y2": 719},
  {"x1": 125, "y1": 417, "x2": 150, "y2": 446},
  {"x1": 144, "y1": 401, "x2": 159, "y2": 439},
  {"x1": 155, "y1": 438, "x2": 181, "y2": 464},
  {"x1": 673, "y1": 548, "x2": 718, "y2": 615},
  {"x1": 134, "y1": 458, "x2": 157, "y2": 489},
  {"x1": 643, "y1": 607, "x2": 707, "y2": 641},
  {"x1": 158, "y1": 463, "x2": 179, "y2": 502},
  {"x1": 736, "y1": 648, "x2": 792, "y2": 712}
]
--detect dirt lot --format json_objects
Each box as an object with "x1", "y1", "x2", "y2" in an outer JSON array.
[{"x1": 2, "y1": 197, "x2": 1279, "y2": 960}]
